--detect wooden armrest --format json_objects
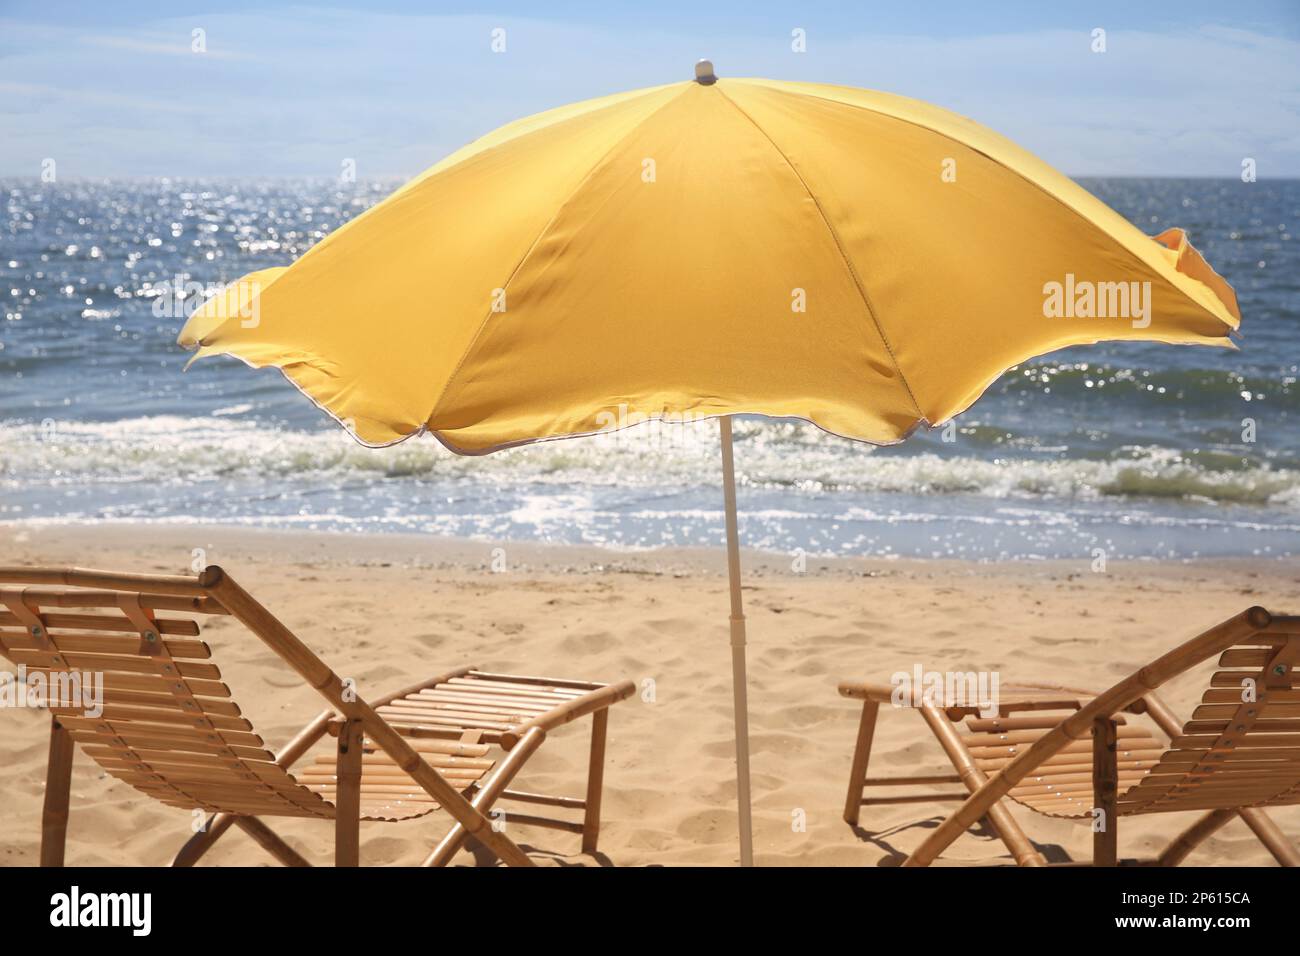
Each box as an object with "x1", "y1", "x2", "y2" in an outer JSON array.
[
  {"x1": 500, "y1": 679, "x2": 636, "y2": 748},
  {"x1": 837, "y1": 680, "x2": 895, "y2": 703}
]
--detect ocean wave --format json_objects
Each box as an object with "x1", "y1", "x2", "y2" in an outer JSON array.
[{"x1": 2, "y1": 415, "x2": 1297, "y2": 510}]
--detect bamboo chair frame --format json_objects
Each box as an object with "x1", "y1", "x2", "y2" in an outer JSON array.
[
  {"x1": 0, "y1": 565, "x2": 635, "y2": 867},
  {"x1": 838, "y1": 607, "x2": 1300, "y2": 867}
]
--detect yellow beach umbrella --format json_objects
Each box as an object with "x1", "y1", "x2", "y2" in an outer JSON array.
[{"x1": 180, "y1": 60, "x2": 1240, "y2": 865}]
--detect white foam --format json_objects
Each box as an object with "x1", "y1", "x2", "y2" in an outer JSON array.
[{"x1": 2, "y1": 415, "x2": 1297, "y2": 511}]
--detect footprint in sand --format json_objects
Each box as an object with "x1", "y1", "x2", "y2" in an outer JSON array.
[
  {"x1": 772, "y1": 703, "x2": 843, "y2": 727},
  {"x1": 559, "y1": 631, "x2": 614, "y2": 654},
  {"x1": 675, "y1": 808, "x2": 738, "y2": 844}
]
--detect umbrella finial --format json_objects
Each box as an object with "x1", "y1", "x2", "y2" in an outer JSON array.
[{"x1": 694, "y1": 59, "x2": 717, "y2": 84}]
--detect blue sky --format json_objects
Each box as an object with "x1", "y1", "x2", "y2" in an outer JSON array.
[{"x1": 1, "y1": 1, "x2": 1298, "y2": 178}]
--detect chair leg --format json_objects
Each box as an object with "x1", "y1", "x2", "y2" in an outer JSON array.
[
  {"x1": 1237, "y1": 808, "x2": 1300, "y2": 867},
  {"x1": 40, "y1": 717, "x2": 74, "y2": 867},
  {"x1": 172, "y1": 813, "x2": 236, "y2": 867},
  {"x1": 235, "y1": 817, "x2": 312, "y2": 867},
  {"x1": 581, "y1": 709, "x2": 609, "y2": 854},
  {"x1": 334, "y1": 718, "x2": 363, "y2": 867},
  {"x1": 173, "y1": 812, "x2": 311, "y2": 867},
  {"x1": 843, "y1": 700, "x2": 879, "y2": 826},
  {"x1": 1156, "y1": 809, "x2": 1235, "y2": 866},
  {"x1": 1092, "y1": 717, "x2": 1119, "y2": 867},
  {"x1": 424, "y1": 727, "x2": 546, "y2": 866},
  {"x1": 917, "y1": 705, "x2": 1047, "y2": 866}
]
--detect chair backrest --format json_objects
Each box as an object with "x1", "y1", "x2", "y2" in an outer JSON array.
[
  {"x1": 1118, "y1": 626, "x2": 1300, "y2": 814},
  {"x1": 0, "y1": 569, "x2": 331, "y2": 818},
  {"x1": 958, "y1": 624, "x2": 1300, "y2": 818}
]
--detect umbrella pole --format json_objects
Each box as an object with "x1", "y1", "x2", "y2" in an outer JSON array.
[{"x1": 719, "y1": 415, "x2": 755, "y2": 866}]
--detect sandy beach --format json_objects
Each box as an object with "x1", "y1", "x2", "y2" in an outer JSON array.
[{"x1": 1, "y1": 522, "x2": 1296, "y2": 867}]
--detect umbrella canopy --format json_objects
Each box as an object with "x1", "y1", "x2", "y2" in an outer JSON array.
[
  {"x1": 179, "y1": 69, "x2": 1238, "y2": 451},
  {"x1": 179, "y1": 63, "x2": 1241, "y2": 866}
]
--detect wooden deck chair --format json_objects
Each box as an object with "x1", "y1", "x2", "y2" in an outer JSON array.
[
  {"x1": 838, "y1": 607, "x2": 1300, "y2": 867},
  {"x1": 0, "y1": 565, "x2": 634, "y2": 867}
]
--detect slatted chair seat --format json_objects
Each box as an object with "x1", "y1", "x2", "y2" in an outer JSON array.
[
  {"x1": 962, "y1": 701, "x2": 1167, "y2": 820},
  {"x1": 375, "y1": 671, "x2": 608, "y2": 740},
  {"x1": 838, "y1": 608, "x2": 1300, "y2": 867},
  {"x1": 0, "y1": 567, "x2": 635, "y2": 866}
]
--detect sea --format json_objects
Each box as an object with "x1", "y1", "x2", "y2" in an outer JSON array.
[{"x1": 2, "y1": 177, "x2": 1297, "y2": 561}]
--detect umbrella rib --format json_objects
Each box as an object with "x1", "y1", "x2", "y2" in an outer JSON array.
[
  {"x1": 715, "y1": 84, "x2": 927, "y2": 425},
  {"x1": 232, "y1": 87, "x2": 686, "y2": 296},
  {"x1": 386, "y1": 82, "x2": 685, "y2": 207},
  {"x1": 742, "y1": 82, "x2": 1239, "y2": 334},
  {"x1": 424, "y1": 84, "x2": 691, "y2": 431}
]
